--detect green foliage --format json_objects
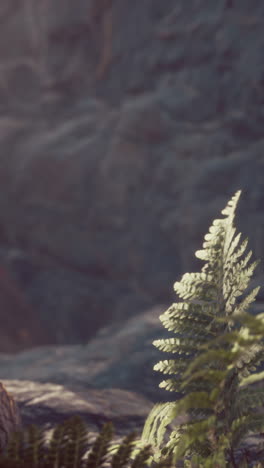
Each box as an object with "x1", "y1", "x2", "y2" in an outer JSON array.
[
  {"x1": 0, "y1": 416, "x2": 153, "y2": 468},
  {"x1": 141, "y1": 190, "x2": 264, "y2": 467}
]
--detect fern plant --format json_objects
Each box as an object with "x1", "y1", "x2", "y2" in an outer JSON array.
[{"x1": 141, "y1": 190, "x2": 264, "y2": 467}]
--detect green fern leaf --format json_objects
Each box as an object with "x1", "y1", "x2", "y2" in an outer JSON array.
[{"x1": 142, "y1": 190, "x2": 264, "y2": 467}]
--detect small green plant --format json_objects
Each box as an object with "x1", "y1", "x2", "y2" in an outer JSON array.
[{"x1": 141, "y1": 190, "x2": 264, "y2": 467}]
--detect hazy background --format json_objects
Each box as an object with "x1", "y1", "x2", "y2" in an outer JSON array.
[{"x1": 0, "y1": 0, "x2": 263, "y2": 353}]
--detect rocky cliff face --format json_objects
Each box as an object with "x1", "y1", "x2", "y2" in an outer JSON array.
[{"x1": 0, "y1": 0, "x2": 263, "y2": 351}]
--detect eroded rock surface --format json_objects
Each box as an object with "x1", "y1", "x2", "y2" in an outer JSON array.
[
  {"x1": 0, "y1": 382, "x2": 22, "y2": 451},
  {"x1": 0, "y1": 306, "x2": 170, "y2": 402},
  {"x1": 0, "y1": 1, "x2": 263, "y2": 351}
]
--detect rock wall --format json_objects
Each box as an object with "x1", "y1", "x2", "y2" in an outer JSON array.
[{"x1": 0, "y1": 0, "x2": 263, "y2": 351}]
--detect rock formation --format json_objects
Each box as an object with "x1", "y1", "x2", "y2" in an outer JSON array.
[
  {"x1": 0, "y1": 1, "x2": 263, "y2": 349},
  {"x1": 0, "y1": 381, "x2": 22, "y2": 452}
]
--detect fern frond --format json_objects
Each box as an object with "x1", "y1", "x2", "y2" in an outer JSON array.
[
  {"x1": 234, "y1": 387, "x2": 264, "y2": 417},
  {"x1": 240, "y1": 370, "x2": 264, "y2": 388},
  {"x1": 230, "y1": 415, "x2": 264, "y2": 450},
  {"x1": 159, "y1": 302, "x2": 215, "y2": 334},
  {"x1": 234, "y1": 286, "x2": 261, "y2": 315},
  {"x1": 169, "y1": 415, "x2": 217, "y2": 463},
  {"x1": 221, "y1": 190, "x2": 242, "y2": 218},
  {"x1": 154, "y1": 359, "x2": 189, "y2": 375},
  {"x1": 141, "y1": 402, "x2": 177, "y2": 448},
  {"x1": 174, "y1": 272, "x2": 216, "y2": 301},
  {"x1": 153, "y1": 337, "x2": 204, "y2": 355},
  {"x1": 158, "y1": 378, "x2": 183, "y2": 393},
  {"x1": 142, "y1": 190, "x2": 264, "y2": 467}
]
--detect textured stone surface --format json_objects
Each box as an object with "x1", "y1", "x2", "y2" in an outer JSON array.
[
  {"x1": 0, "y1": 1, "x2": 263, "y2": 351},
  {"x1": 0, "y1": 306, "x2": 173, "y2": 403},
  {"x1": 0, "y1": 382, "x2": 22, "y2": 452}
]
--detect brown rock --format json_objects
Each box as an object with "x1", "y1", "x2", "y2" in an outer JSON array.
[{"x1": 0, "y1": 381, "x2": 22, "y2": 452}]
